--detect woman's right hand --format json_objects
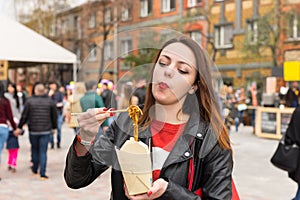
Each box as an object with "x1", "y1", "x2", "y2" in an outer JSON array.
[{"x1": 77, "y1": 107, "x2": 113, "y2": 142}]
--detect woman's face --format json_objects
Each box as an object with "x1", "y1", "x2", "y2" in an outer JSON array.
[
  {"x1": 152, "y1": 42, "x2": 197, "y2": 105},
  {"x1": 8, "y1": 84, "x2": 15, "y2": 94}
]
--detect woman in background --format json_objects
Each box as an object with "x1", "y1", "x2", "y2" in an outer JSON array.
[
  {"x1": 0, "y1": 82, "x2": 17, "y2": 180},
  {"x1": 5, "y1": 82, "x2": 22, "y2": 173}
]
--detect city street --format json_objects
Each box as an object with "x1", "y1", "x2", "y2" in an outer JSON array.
[{"x1": 0, "y1": 123, "x2": 296, "y2": 200}]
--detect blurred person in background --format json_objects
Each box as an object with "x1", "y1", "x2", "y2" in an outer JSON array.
[
  {"x1": 132, "y1": 77, "x2": 147, "y2": 106},
  {"x1": 80, "y1": 80, "x2": 109, "y2": 131},
  {"x1": 0, "y1": 82, "x2": 17, "y2": 180},
  {"x1": 69, "y1": 82, "x2": 86, "y2": 135},
  {"x1": 17, "y1": 83, "x2": 57, "y2": 180},
  {"x1": 118, "y1": 82, "x2": 133, "y2": 109},
  {"x1": 285, "y1": 81, "x2": 300, "y2": 108},
  {"x1": 235, "y1": 87, "x2": 246, "y2": 130},
  {"x1": 48, "y1": 81, "x2": 64, "y2": 149},
  {"x1": 16, "y1": 84, "x2": 26, "y2": 112},
  {"x1": 247, "y1": 82, "x2": 261, "y2": 134},
  {"x1": 5, "y1": 82, "x2": 22, "y2": 173},
  {"x1": 100, "y1": 81, "x2": 117, "y2": 125}
]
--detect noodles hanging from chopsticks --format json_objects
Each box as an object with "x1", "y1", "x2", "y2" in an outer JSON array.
[{"x1": 128, "y1": 105, "x2": 143, "y2": 141}]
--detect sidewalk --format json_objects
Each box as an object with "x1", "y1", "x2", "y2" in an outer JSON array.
[
  {"x1": 0, "y1": 124, "x2": 111, "y2": 200},
  {"x1": 0, "y1": 124, "x2": 296, "y2": 199},
  {"x1": 231, "y1": 125, "x2": 296, "y2": 200}
]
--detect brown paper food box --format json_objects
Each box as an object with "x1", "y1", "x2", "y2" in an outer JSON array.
[{"x1": 116, "y1": 137, "x2": 152, "y2": 195}]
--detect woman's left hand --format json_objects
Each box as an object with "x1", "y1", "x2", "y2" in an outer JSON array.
[{"x1": 124, "y1": 178, "x2": 168, "y2": 200}]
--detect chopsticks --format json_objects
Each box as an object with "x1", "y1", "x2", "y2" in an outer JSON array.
[{"x1": 70, "y1": 108, "x2": 128, "y2": 116}]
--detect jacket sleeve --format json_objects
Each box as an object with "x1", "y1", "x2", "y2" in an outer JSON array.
[
  {"x1": 51, "y1": 101, "x2": 58, "y2": 129},
  {"x1": 64, "y1": 137, "x2": 109, "y2": 189},
  {"x1": 160, "y1": 145, "x2": 233, "y2": 200},
  {"x1": 18, "y1": 101, "x2": 30, "y2": 129},
  {"x1": 5, "y1": 99, "x2": 16, "y2": 130},
  {"x1": 64, "y1": 122, "x2": 118, "y2": 189}
]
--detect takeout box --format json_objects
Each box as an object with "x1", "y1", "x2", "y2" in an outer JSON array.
[{"x1": 116, "y1": 137, "x2": 152, "y2": 195}]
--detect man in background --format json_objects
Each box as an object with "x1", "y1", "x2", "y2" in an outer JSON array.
[
  {"x1": 132, "y1": 77, "x2": 146, "y2": 106},
  {"x1": 285, "y1": 81, "x2": 300, "y2": 108},
  {"x1": 17, "y1": 83, "x2": 57, "y2": 180},
  {"x1": 80, "y1": 80, "x2": 108, "y2": 130}
]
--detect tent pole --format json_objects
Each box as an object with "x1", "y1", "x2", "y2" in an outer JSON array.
[{"x1": 73, "y1": 62, "x2": 77, "y2": 82}]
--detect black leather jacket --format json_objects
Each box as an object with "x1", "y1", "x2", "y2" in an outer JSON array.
[{"x1": 64, "y1": 112, "x2": 233, "y2": 199}]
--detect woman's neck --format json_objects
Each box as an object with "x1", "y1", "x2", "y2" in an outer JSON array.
[{"x1": 153, "y1": 103, "x2": 189, "y2": 124}]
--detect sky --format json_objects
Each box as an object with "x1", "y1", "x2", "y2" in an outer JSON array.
[
  {"x1": 0, "y1": 0, "x2": 87, "y2": 20},
  {"x1": 0, "y1": 0, "x2": 15, "y2": 19}
]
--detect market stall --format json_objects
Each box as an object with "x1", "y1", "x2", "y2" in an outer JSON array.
[{"x1": 255, "y1": 106, "x2": 294, "y2": 140}]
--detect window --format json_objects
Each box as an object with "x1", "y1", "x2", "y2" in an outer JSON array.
[
  {"x1": 74, "y1": 16, "x2": 78, "y2": 30},
  {"x1": 214, "y1": 24, "x2": 233, "y2": 49},
  {"x1": 88, "y1": 44, "x2": 97, "y2": 61},
  {"x1": 104, "y1": 8, "x2": 112, "y2": 24},
  {"x1": 187, "y1": 0, "x2": 202, "y2": 7},
  {"x1": 288, "y1": 14, "x2": 300, "y2": 40},
  {"x1": 104, "y1": 41, "x2": 114, "y2": 60},
  {"x1": 247, "y1": 20, "x2": 258, "y2": 44},
  {"x1": 120, "y1": 39, "x2": 132, "y2": 58},
  {"x1": 162, "y1": 0, "x2": 176, "y2": 13},
  {"x1": 121, "y1": 7, "x2": 129, "y2": 21},
  {"x1": 62, "y1": 19, "x2": 68, "y2": 34},
  {"x1": 140, "y1": 0, "x2": 152, "y2": 17},
  {"x1": 190, "y1": 31, "x2": 202, "y2": 46},
  {"x1": 88, "y1": 13, "x2": 96, "y2": 28}
]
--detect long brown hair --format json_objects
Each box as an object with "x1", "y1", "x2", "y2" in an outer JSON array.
[{"x1": 139, "y1": 36, "x2": 231, "y2": 150}]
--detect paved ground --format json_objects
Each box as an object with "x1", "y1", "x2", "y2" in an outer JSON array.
[{"x1": 0, "y1": 123, "x2": 297, "y2": 200}]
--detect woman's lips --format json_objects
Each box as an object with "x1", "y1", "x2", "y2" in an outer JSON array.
[{"x1": 158, "y1": 82, "x2": 169, "y2": 89}]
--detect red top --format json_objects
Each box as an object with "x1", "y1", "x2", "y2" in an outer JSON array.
[
  {"x1": 151, "y1": 120, "x2": 186, "y2": 182},
  {"x1": 0, "y1": 97, "x2": 16, "y2": 129}
]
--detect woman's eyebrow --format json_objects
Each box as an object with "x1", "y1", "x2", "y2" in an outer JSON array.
[
  {"x1": 160, "y1": 54, "x2": 192, "y2": 68},
  {"x1": 160, "y1": 54, "x2": 171, "y2": 61}
]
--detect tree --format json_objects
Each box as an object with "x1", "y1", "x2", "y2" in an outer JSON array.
[
  {"x1": 123, "y1": 30, "x2": 160, "y2": 81},
  {"x1": 243, "y1": 0, "x2": 282, "y2": 68},
  {"x1": 179, "y1": 2, "x2": 218, "y2": 61},
  {"x1": 82, "y1": 0, "x2": 132, "y2": 81}
]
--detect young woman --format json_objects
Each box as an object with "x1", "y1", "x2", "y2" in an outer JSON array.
[
  {"x1": 5, "y1": 83, "x2": 21, "y2": 172},
  {"x1": 64, "y1": 36, "x2": 233, "y2": 199}
]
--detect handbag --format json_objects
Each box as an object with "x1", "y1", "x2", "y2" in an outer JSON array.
[{"x1": 270, "y1": 138, "x2": 300, "y2": 172}]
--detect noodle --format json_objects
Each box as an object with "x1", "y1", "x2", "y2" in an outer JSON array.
[{"x1": 128, "y1": 105, "x2": 143, "y2": 141}]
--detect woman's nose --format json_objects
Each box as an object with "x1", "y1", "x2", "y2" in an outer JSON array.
[{"x1": 164, "y1": 66, "x2": 175, "y2": 78}]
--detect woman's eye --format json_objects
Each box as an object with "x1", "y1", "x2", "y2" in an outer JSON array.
[
  {"x1": 159, "y1": 62, "x2": 167, "y2": 67},
  {"x1": 178, "y1": 69, "x2": 188, "y2": 74}
]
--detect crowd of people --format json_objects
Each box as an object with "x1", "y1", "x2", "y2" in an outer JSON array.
[{"x1": 0, "y1": 77, "x2": 146, "y2": 181}]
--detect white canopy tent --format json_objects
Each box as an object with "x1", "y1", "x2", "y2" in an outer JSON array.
[{"x1": 0, "y1": 15, "x2": 77, "y2": 81}]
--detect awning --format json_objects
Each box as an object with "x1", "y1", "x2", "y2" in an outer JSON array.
[{"x1": 0, "y1": 15, "x2": 77, "y2": 80}]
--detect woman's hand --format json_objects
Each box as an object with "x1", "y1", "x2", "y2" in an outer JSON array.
[
  {"x1": 77, "y1": 107, "x2": 113, "y2": 141},
  {"x1": 124, "y1": 178, "x2": 168, "y2": 200}
]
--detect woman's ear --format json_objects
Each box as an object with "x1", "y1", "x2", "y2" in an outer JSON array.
[{"x1": 188, "y1": 84, "x2": 198, "y2": 94}]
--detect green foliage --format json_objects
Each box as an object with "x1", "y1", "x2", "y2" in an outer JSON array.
[{"x1": 123, "y1": 30, "x2": 177, "y2": 80}]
